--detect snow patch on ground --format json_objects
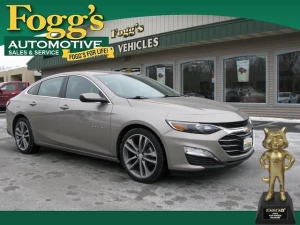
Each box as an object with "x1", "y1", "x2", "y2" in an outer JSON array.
[{"x1": 250, "y1": 116, "x2": 300, "y2": 123}]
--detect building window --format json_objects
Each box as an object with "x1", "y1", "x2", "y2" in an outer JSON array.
[
  {"x1": 223, "y1": 55, "x2": 267, "y2": 103},
  {"x1": 181, "y1": 60, "x2": 215, "y2": 100},
  {"x1": 34, "y1": 76, "x2": 41, "y2": 82},
  {"x1": 277, "y1": 51, "x2": 300, "y2": 104},
  {"x1": 146, "y1": 64, "x2": 174, "y2": 88}
]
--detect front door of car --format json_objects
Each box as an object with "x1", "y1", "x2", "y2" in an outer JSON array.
[
  {"x1": 57, "y1": 75, "x2": 113, "y2": 157},
  {"x1": 26, "y1": 76, "x2": 65, "y2": 145},
  {"x1": 0, "y1": 83, "x2": 17, "y2": 106}
]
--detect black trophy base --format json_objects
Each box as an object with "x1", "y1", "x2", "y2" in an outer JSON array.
[{"x1": 255, "y1": 192, "x2": 296, "y2": 225}]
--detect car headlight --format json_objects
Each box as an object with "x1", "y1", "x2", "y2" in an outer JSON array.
[{"x1": 166, "y1": 120, "x2": 221, "y2": 134}]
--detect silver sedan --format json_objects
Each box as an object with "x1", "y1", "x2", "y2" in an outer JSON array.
[{"x1": 5, "y1": 71, "x2": 254, "y2": 183}]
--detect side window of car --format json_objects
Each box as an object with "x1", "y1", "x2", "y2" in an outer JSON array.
[
  {"x1": 38, "y1": 77, "x2": 64, "y2": 97},
  {"x1": 18, "y1": 83, "x2": 27, "y2": 91},
  {"x1": 65, "y1": 76, "x2": 103, "y2": 99},
  {"x1": 2, "y1": 83, "x2": 16, "y2": 91},
  {"x1": 27, "y1": 83, "x2": 40, "y2": 95}
]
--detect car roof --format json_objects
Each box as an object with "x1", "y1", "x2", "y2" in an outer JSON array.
[{"x1": 51, "y1": 70, "x2": 136, "y2": 77}]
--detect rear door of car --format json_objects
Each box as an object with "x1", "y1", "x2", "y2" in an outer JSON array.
[
  {"x1": 25, "y1": 76, "x2": 66, "y2": 145},
  {"x1": 56, "y1": 75, "x2": 113, "y2": 156},
  {"x1": 0, "y1": 83, "x2": 17, "y2": 106}
]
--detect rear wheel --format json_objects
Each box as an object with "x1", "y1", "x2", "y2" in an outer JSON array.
[
  {"x1": 14, "y1": 118, "x2": 40, "y2": 154},
  {"x1": 120, "y1": 128, "x2": 166, "y2": 183}
]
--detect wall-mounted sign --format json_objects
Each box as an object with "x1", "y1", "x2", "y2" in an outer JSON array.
[
  {"x1": 118, "y1": 37, "x2": 159, "y2": 53},
  {"x1": 111, "y1": 23, "x2": 144, "y2": 39}
]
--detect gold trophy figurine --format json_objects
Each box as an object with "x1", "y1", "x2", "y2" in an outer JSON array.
[{"x1": 260, "y1": 127, "x2": 295, "y2": 202}]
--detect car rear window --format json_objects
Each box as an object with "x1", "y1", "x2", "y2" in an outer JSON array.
[{"x1": 27, "y1": 83, "x2": 40, "y2": 95}]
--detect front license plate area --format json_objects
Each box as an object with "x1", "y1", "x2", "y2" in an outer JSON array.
[{"x1": 243, "y1": 136, "x2": 253, "y2": 151}]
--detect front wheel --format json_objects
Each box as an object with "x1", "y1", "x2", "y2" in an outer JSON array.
[
  {"x1": 120, "y1": 128, "x2": 166, "y2": 183},
  {"x1": 14, "y1": 118, "x2": 40, "y2": 154}
]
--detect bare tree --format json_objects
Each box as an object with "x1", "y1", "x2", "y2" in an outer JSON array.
[{"x1": 0, "y1": 65, "x2": 13, "y2": 71}]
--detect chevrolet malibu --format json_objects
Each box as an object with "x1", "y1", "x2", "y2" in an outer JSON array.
[{"x1": 6, "y1": 71, "x2": 254, "y2": 183}]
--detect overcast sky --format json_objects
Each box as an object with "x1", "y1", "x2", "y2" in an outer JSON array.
[{"x1": 0, "y1": 46, "x2": 33, "y2": 68}]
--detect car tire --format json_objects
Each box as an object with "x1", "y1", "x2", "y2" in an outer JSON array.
[
  {"x1": 14, "y1": 117, "x2": 40, "y2": 154},
  {"x1": 120, "y1": 128, "x2": 166, "y2": 183}
]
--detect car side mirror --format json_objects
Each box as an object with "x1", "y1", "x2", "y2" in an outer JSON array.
[{"x1": 79, "y1": 93, "x2": 109, "y2": 103}]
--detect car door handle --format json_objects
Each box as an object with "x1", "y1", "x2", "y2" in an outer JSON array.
[
  {"x1": 60, "y1": 104, "x2": 69, "y2": 110},
  {"x1": 29, "y1": 101, "x2": 36, "y2": 106}
]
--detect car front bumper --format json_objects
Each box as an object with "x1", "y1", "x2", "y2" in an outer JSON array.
[{"x1": 162, "y1": 126, "x2": 255, "y2": 172}]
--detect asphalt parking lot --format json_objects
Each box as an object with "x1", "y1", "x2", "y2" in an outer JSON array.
[{"x1": 0, "y1": 111, "x2": 300, "y2": 210}]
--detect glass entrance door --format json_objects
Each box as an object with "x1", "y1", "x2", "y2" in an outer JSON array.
[
  {"x1": 181, "y1": 60, "x2": 215, "y2": 100},
  {"x1": 145, "y1": 64, "x2": 174, "y2": 88}
]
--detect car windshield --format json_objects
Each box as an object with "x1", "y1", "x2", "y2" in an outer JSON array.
[
  {"x1": 279, "y1": 93, "x2": 290, "y2": 97},
  {"x1": 94, "y1": 74, "x2": 181, "y2": 99}
]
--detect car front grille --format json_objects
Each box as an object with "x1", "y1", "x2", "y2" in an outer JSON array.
[
  {"x1": 218, "y1": 129, "x2": 253, "y2": 156},
  {"x1": 206, "y1": 119, "x2": 249, "y2": 129},
  {"x1": 185, "y1": 154, "x2": 222, "y2": 166}
]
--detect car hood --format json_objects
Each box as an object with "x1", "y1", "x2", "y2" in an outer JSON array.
[{"x1": 128, "y1": 97, "x2": 249, "y2": 123}]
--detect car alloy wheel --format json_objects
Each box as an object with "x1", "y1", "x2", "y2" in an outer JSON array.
[
  {"x1": 14, "y1": 118, "x2": 40, "y2": 154},
  {"x1": 120, "y1": 128, "x2": 166, "y2": 183},
  {"x1": 123, "y1": 134, "x2": 157, "y2": 178},
  {"x1": 15, "y1": 121, "x2": 30, "y2": 151}
]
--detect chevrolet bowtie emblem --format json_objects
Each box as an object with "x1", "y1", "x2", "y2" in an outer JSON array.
[{"x1": 244, "y1": 127, "x2": 250, "y2": 132}]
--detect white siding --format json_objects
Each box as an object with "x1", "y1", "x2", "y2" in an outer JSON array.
[{"x1": 87, "y1": 15, "x2": 236, "y2": 43}]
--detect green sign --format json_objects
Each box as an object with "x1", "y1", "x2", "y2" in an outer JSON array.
[{"x1": 4, "y1": 36, "x2": 110, "y2": 56}]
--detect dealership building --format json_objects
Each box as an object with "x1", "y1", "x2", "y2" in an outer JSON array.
[
  {"x1": 27, "y1": 16, "x2": 300, "y2": 119},
  {"x1": 0, "y1": 66, "x2": 41, "y2": 83}
]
